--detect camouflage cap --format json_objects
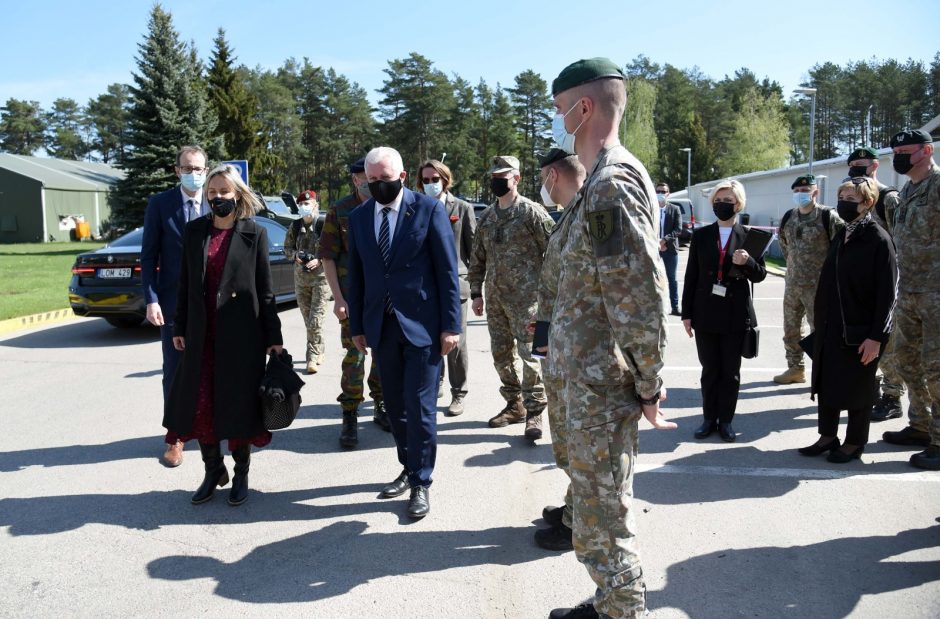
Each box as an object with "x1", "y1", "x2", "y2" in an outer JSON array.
[
  {"x1": 538, "y1": 148, "x2": 571, "y2": 168},
  {"x1": 489, "y1": 155, "x2": 520, "y2": 174},
  {"x1": 347, "y1": 157, "x2": 366, "y2": 173},
  {"x1": 296, "y1": 189, "x2": 317, "y2": 203},
  {"x1": 791, "y1": 174, "x2": 816, "y2": 189},
  {"x1": 847, "y1": 146, "x2": 878, "y2": 162},
  {"x1": 890, "y1": 128, "x2": 931, "y2": 148},
  {"x1": 552, "y1": 57, "x2": 624, "y2": 96}
]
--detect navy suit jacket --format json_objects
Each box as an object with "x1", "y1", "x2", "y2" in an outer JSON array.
[
  {"x1": 346, "y1": 188, "x2": 462, "y2": 352},
  {"x1": 141, "y1": 186, "x2": 191, "y2": 317}
]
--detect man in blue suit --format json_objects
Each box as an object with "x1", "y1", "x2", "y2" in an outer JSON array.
[
  {"x1": 141, "y1": 145, "x2": 208, "y2": 467},
  {"x1": 347, "y1": 146, "x2": 461, "y2": 519}
]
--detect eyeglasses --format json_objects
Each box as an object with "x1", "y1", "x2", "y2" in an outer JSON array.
[
  {"x1": 714, "y1": 199, "x2": 736, "y2": 205},
  {"x1": 421, "y1": 176, "x2": 441, "y2": 184},
  {"x1": 177, "y1": 166, "x2": 206, "y2": 174},
  {"x1": 849, "y1": 177, "x2": 870, "y2": 185}
]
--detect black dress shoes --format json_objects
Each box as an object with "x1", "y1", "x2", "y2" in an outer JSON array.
[
  {"x1": 407, "y1": 486, "x2": 430, "y2": 518},
  {"x1": 798, "y1": 437, "x2": 841, "y2": 456},
  {"x1": 542, "y1": 505, "x2": 564, "y2": 527},
  {"x1": 534, "y1": 522, "x2": 573, "y2": 551},
  {"x1": 827, "y1": 445, "x2": 864, "y2": 463},
  {"x1": 911, "y1": 447, "x2": 940, "y2": 470},
  {"x1": 549, "y1": 603, "x2": 599, "y2": 619},
  {"x1": 380, "y1": 470, "x2": 410, "y2": 498},
  {"x1": 718, "y1": 422, "x2": 736, "y2": 442},
  {"x1": 694, "y1": 420, "x2": 718, "y2": 439}
]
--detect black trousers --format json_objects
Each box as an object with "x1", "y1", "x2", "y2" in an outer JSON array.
[
  {"x1": 695, "y1": 330, "x2": 745, "y2": 423},
  {"x1": 818, "y1": 403, "x2": 872, "y2": 446}
]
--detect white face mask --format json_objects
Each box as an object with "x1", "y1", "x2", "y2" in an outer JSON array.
[
  {"x1": 422, "y1": 181, "x2": 443, "y2": 198},
  {"x1": 656, "y1": 193, "x2": 667, "y2": 206},
  {"x1": 551, "y1": 99, "x2": 584, "y2": 155},
  {"x1": 540, "y1": 177, "x2": 556, "y2": 207},
  {"x1": 298, "y1": 205, "x2": 315, "y2": 218}
]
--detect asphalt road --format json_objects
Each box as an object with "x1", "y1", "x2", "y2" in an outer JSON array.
[{"x1": 1, "y1": 249, "x2": 938, "y2": 618}]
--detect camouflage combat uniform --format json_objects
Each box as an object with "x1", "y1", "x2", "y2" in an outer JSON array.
[
  {"x1": 284, "y1": 218, "x2": 331, "y2": 365},
  {"x1": 468, "y1": 194, "x2": 553, "y2": 414},
  {"x1": 872, "y1": 183, "x2": 905, "y2": 399},
  {"x1": 317, "y1": 193, "x2": 382, "y2": 412},
  {"x1": 887, "y1": 161, "x2": 940, "y2": 448},
  {"x1": 548, "y1": 144, "x2": 667, "y2": 619},
  {"x1": 778, "y1": 205, "x2": 843, "y2": 369}
]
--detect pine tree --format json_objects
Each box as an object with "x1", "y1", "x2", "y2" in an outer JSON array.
[
  {"x1": 507, "y1": 70, "x2": 553, "y2": 198},
  {"x1": 86, "y1": 84, "x2": 131, "y2": 164},
  {"x1": 0, "y1": 99, "x2": 46, "y2": 155},
  {"x1": 110, "y1": 4, "x2": 220, "y2": 228},
  {"x1": 207, "y1": 29, "x2": 261, "y2": 162},
  {"x1": 245, "y1": 66, "x2": 299, "y2": 195},
  {"x1": 45, "y1": 98, "x2": 88, "y2": 160}
]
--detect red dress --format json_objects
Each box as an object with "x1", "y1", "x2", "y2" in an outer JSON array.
[{"x1": 165, "y1": 226, "x2": 272, "y2": 451}]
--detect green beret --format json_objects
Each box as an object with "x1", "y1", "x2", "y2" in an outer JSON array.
[
  {"x1": 538, "y1": 148, "x2": 571, "y2": 168},
  {"x1": 791, "y1": 174, "x2": 816, "y2": 189},
  {"x1": 890, "y1": 128, "x2": 932, "y2": 148},
  {"x1": 552, "y1": 57, "x2": 624, "y2": 96},
  {"x1": 847, "y1": 147, "x2": 877, "y2": 162},
  {"x1": 488, "y1": 155, "x2": 520, "y2": 174}
]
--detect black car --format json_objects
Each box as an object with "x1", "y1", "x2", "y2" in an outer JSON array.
[{"x1": 68, "y1": 216, "x2": 297, "y2": 328}]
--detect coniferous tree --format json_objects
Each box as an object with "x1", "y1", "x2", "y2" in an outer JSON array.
[
  {"x1": 86, "y1": 84, "x2": 131, "y2": 164},
  {"x1": 245, "y1": 66, "x2": 299, "y2": 194},
  {"x1": 207, "y1": 29, "x2": 261, "y2": 162},
  {"x1": 110, "y1": 4, "x2": 220, "y2": 228},
  {"x1": 0, "y1": 99, "x2": 46, "y2": 155},
  {"x1": 45, "y1": 98, "x2": 88, "y2": 160},
  {"x1": 507, "y1": 69, "x2": 553, "y2": 198}
]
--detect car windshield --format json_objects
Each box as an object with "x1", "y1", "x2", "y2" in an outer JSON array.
[
  {"x1": 108, "y1": 228, "x2": 144, "y2": 247},
  {"x1": 263, "y1": 197, "x2": 292, "y2": 215}
]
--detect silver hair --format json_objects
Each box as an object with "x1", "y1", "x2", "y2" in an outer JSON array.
[{"x1": 365, "y1": 146, "x2": 404, "y2": 173}]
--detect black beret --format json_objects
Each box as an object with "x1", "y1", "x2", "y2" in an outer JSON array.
[
  {"x1": 538, "y1": 148, "x2": 571, "y2": 168},
  {"x1": 552, "y1": 57, "x2": 624, "y2": 96},
  {"x1": 347, "y1": 157, "x2": 366, "y2": 173},
  {"x1": 889, "y1": 128, "x2": 932, "y2": 148},
  {"x1": 791, "y1": 174, "x2": 816, "y2": 189},
  {"x1": 847, "y1": 147, "x2": 878, "y2": 162}
]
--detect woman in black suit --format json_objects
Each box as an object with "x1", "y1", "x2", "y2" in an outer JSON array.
[
  {"x1": 800, "y1": 178, "x2": 897, "y2": 463},
  {"x1": 164, "y1": 165, "x2": 283, "y2": 506},
  {"x1": 681, "y1": 180, "x2": 767, "y2": 442}
]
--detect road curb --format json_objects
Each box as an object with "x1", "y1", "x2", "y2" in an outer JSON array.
[{"x1": 0, "y1": 308, "x2": 78, "y2": 335}]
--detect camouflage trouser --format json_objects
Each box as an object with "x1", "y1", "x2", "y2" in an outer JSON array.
[
  {"x1": 877, "y1": 332, "x2": 906, "y2": 399},
  {"x1": 544, "y1": 373, "x2": 572, "y2": 528},
  {"x1": 338, "y1": 318, "x2": 382, "y2": 413},
  {"x1": 485, "y1": 293, "x2": 546, "y2": 413},
  {"x1": 295, "y1": 271, "x2": 331, "y2": 363},
  {"x1": 894, "y1": 291, "x2": 940, "y2": 448},
  {"x1": 564, "y1": 380, "x2": 646, "y2": 619},
  {"x1": 782, "y1": 283, "x2": 817, "y2": 369}
]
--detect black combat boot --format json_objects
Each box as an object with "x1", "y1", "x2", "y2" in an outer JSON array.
[
  {"x1": 340, "y1": 410, "x2": 359, "y2": 448},
  {"x1": 372, "y1": 400, "x2": 391, "y2": 432},
  {"x1": 870, "y1": 392, "x2": 902, "y2": 422},
  {"x1": 228, "y1": 444, "x2": 251, "y2": 506},
  {"x1": 192, "y1": 442, "x2": 229, "y2": 505}
]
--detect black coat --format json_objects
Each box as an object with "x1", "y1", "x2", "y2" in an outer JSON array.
[
  {"x1": 164, "y1": 217, "x2": 283, "y2": 439},
  {"x1": 810, "y1": 220, "x2": 897, "y2": 409},
  {"x1": 681, "y1": 222, "x2": 767, "y2": 334}
]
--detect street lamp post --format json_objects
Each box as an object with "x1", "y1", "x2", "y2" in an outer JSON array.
[
  {"x1": 793, "y1": 87, "x2": 818, "y2": 174},
  {"x1": 679, "y1": 147, "x2": 691, "y2": 219}
]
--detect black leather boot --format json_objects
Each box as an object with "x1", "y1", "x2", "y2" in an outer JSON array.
[
  {"x1": 192, "y1": 442, "x2": 229, "y2": 505},
  {"x1": 228, "y1": 444, "x2": 250, "y2": 506},
  {"x1": 340, "y1": 410, "x2": 359, "y2": 448}
]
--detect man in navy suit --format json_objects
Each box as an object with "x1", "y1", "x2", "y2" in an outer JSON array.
[
  {"x1": 656, "y1": 182, "x2": 683, "y2": 316},
  {"x1": 346, "y1": 146, "x2": 461, "y2": 519},
  {"x1": 140, "y1": 145, "x2": 208, "y2": 467}
]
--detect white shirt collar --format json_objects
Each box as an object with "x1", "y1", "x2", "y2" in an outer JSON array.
[
  {"x1": 180, "y1": 186, "x2": 202, "y2": 208},
  {"x1": 373, "y1": 188, "x2": 403, "y2": 215}
]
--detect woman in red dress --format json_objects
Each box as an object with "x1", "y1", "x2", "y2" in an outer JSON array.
[{"x1": 164, "y1": 164, "x2": 283, "y2": 506}]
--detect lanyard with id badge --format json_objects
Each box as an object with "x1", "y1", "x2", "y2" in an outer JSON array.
[{"x1": 713, "y1": 233, "x2": 732, "y2": 297}]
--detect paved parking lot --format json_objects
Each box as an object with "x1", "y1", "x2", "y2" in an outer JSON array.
[{"x1": 1, "y1": 248, "x2": 938, "y2": 618}]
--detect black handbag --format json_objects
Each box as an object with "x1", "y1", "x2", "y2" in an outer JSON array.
[
  {"x1": 742, "y1": 323, "x2": 760, "y2": 359},
  {"x1": 259, "y1": 349, "x2": 305, "y2": 431},
  {"x1": 799, "y1": 332, "x2": 815, "y2": 360}
]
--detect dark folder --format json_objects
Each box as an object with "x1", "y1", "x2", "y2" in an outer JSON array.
[
  {"x1": 531, "y1": 321, "x2": 550, "y2": 359},
  {"x1": 728, "y1": 227, "x2": 774, "y2": 278}
]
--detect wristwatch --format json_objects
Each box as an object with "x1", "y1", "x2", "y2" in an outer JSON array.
[{"x1": 636, "y1": 390, "x2": 661, "y2": 406}]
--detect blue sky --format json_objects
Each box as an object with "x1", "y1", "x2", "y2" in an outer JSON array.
[{"x1": 2, "y1": 0, "x2": 938, "y2": 110}]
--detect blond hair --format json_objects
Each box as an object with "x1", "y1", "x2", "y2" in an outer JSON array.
[
  {"x1": 205, "y1": 164, "x2": 262, "y2": 220},
  {"x1": 837, "y1": 177, "x2": 878, "y2": 208},
  {"x1": 709, "y1": 179, "x2": 747, "y2": 212},
  {"x1": 416, "y1": 159, "x2": 453, "y2": 193}
]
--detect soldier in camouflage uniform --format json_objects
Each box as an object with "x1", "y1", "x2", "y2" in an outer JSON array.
[
  {"x1": 532, "y1": 148, "x2": 586, "y2": 553},
  {"x1": 881, "y1": 128, "x2": 940, "y2": 471},
  {"x1": 846, "y1": 147, "x2": 907, "y2": 422},
  {"x1": 284, "y1": 190, "x2": 331, "y2": 374},
  {"x1": 317, "y1": 158, "x2": 384, "y2": 449},
  {"x1": 546, "y1": 58, "x2": 677, "y2": 619},
  {"x1": 774, "y1": 174, "x2": 844, "y2": 385},
  {"x1": 468, "y1": 155, "x2": 553, "y2": 440}
]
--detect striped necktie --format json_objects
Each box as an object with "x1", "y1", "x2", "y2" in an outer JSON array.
[
  {"x1": 186, "y1": 199, "x2": 196, "y2": 222},
  {"x1": 378, "y1": 207, "x2": 393, "y2": 314}
]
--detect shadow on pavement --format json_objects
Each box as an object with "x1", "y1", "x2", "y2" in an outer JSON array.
[
  {"x1": 147, "y1": 520, "x2": 545, "y2": 604},
  {"x1": 0, "y1": 319, "x2": 159, "y2": 349},
  {"x1": 650, "y1": 523, "x2": 940, "y2": 617}
]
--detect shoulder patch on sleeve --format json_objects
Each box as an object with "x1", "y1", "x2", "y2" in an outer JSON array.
[{"x1": 586, "y1": 208, "x2": 624, "y2": 257}]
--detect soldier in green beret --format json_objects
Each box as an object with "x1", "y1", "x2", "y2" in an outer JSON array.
[{"x1": 545, "y1": 57, "x2": 677, "y2": 619}]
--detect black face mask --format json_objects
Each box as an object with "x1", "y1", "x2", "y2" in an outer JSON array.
[
  {"x1": 209, "y1": 196, "x2": 236, "y2": 218},
  {"x1": 490, "y1": 177, "x2": 511, "y2": 198},
  {"x1": 368, "y1": 178, "x2": 403, "y2": 205},
  {"x1": 847, "y1": 165, "x2": 869, "y2": 178},
  {"x1": 713, "y1": 201, "x2": 736, "y2": 222},
  {"x1": 892, "y1": 153, "x2": 914, "y2": 175},
  {"x1": 836, "y1": 200, "x2": 861, "y2": 222}
]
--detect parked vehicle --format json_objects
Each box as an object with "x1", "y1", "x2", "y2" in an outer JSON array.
[
  {"x1": 68, "y1": 216, "x2": 297, "y2": 328},
  {"x1": 668, "y1": 199, "x2": 695, "y2": 247}
]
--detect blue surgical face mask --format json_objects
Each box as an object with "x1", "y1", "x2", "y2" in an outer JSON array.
[
  {"x1": 792, "y1": 191, "x2": 813, "y2": 207},
  {"x1": 551, "y1": 99, "x2": 585, "y2": 155},
  {"x1": 422, "y1": 181, "x2": 443, "y2": 198},
  {"x1": 180, "y1": 172, "x2": 206, "y2": 193}
]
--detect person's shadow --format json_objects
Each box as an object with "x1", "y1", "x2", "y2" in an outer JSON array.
[
  {"x1": 147, "y1": 520, "x2": 545, "y2": 604},
  {"x1": 651, "y1": 523, "x2": 940, "y2": 617}
]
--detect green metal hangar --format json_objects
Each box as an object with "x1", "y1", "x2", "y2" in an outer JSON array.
[{"x1": 0, "y1": 154, "x2": 124, "y2": 243}]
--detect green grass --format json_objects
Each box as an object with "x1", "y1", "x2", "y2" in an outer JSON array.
[
  {"x1": 765, "y1": 256, "x2": 786, "y2": 270},
  {"x1": 0, "y1": 242, "x2": 105, "y2": 320}
]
